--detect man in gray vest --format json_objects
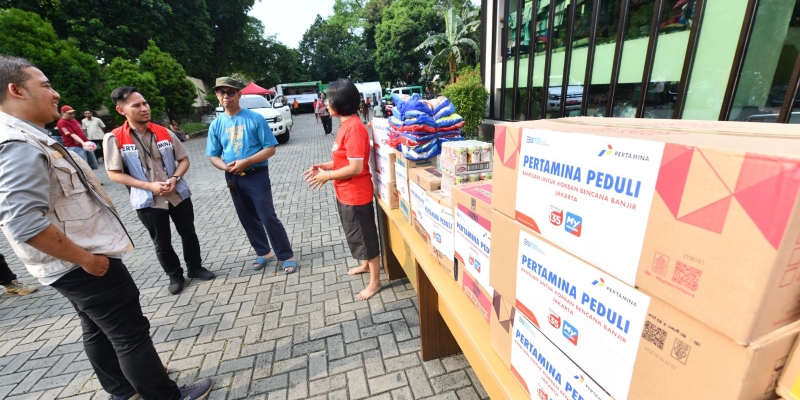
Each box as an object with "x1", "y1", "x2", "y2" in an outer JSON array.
[
  {"x1": 0, "y1": 55, "x2": 212, "y2": 400},
  {"x1": 104, "y1": 86, "x2": 214, "y2": 295}
]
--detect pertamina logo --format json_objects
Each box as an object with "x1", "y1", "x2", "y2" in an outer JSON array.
[
  {"x1": 591, "y1": 278, "x2": 605, "y2": 287},
  {"x1": 564, "y1": 212, "x2": 582, "y2": 237},
  {"x1": 562, "y1": 320, "x2": 579, "y2": 345},
  {"x1": 549, "y1": 207, "x2": 563, "y2": 226},
  {"x1": 597, "y1": 143, "x2": 651, "y2": 162},
  {"x1": 574, "y1": 375, "x2": 585, "y2": 384}
]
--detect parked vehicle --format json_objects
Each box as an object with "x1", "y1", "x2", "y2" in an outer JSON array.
[
  {"x1": 386, "y1": 86, "x2": 424, "y2": 97},
  {"x1": 274, "y1": 81, "x2": 321, "y2": 113},
  {"x1": 271, "y1": 95, "x2": 293, "y2": 131},
  {"x1": 215, "y1": 95, "x2": 290, "y2": 144}
]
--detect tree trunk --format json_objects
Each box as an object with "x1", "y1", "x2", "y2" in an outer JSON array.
[{"x1": 449, "y1": 54, "x2": 457, "y2": 84}]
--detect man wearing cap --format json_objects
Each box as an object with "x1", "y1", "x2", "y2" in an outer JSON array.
[
  {"x1": 57, "y1": 105, "x2": 98, "y2": 170},
  {"x1": 206, "y1": 77, "x2": 297, "y2": 273},
  {"x1": 104, "y1": 86, "x2": 215, "y2": 295},
  {"x1": 0, "y1": 55, "x2": 213, "y2": 400}
]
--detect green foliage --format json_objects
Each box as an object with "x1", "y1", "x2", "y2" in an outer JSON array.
[
  {"x1": 0, "y1": 8, "x2": 102, "y2": 113},
  {"x1": 180, "y1": 122, "x2": 206, "y2": 134},
  {"x1": 230, "y1": 18, "x2": 309, "y2": 88},
  {"x1": 139, "y1": 40, "x2": 197, "y2": 119},
  {"x1": 362, "y1": 0, "x2": 392, "y2": 51},
  {"x1": 375, "y1": 0, "x2": 443, "y2": 86},
  {"x1": 415, "y1": 3, "x2": 480, "y2": 83},
  {"x1": 442, "y1": 66, "x2": 487, "y2": 138},
  {"x1": 299, "y1": 15, "x2": 376, "y2": 83},
  {"x1": 103, "y1": 57, "x2": 165, "y2": 124}
]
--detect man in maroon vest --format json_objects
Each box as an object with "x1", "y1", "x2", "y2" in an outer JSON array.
[{"x1": 103, "y1": 86, "x2": 214, "y2": 294}]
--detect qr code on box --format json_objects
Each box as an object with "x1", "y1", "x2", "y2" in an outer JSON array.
[
  {"x1": 642, "y1": 321, "x2": 667, "y2": 350},
  {"x1": 672, "y1": 261, "x2": 702, "y2": 291}
]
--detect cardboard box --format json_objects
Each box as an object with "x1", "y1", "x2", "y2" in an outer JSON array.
[
  {"x1": 371, "y1": 118, "x2": 392, "y2": 150},
  {"x1": 452, "y1": 182, "x2": 494, "y2": 323},
  {"x1": 395, "y1": 149, "x2": 437, "y2": 169},
  {"x1": 409, "y1": 181, "x2": 428, "y2": 230},
  {"x1": 491, "y1": 211, "x2": 800, "y2": 400},
  {"x1": 395, "y1": 162, "x2": 410, "y2": 203},
  {"x1": 374, "y1": 174, "x2": 398, "y2": 209},
  {"x1": 373, "y1": 149, "x2": 396, "y2": 183},
  {"x1": 408, "y1": 166, "x2": 443, "y2": 192},
  {"x1": 399, "y1": 197, "x2": 411, "y2": 223},
  {"x1": 493, "y1": 119, "x2": 800, "y2": 344},
  {"x1": 777, "y1": 339, "x2": 800, "y2": 400},
  {"x1": 424, "y1": 191, "x2": 455, "y2": 279}
]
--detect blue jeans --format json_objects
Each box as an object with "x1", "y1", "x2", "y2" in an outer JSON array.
[
  {"x1": 226, "y1": 168, "x2": 294, "y2": 261},
  {"x1": 67, "y1": 146, "x2": 99, "y2": 170}
]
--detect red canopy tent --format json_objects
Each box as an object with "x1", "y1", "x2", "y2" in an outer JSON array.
[{"x1": 241, "y1": 82, "x2": 275, "y2": 95}]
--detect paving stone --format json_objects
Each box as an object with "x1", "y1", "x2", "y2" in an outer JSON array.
[{"x1": 0, "y1": 116, "x2": 487, "y2": 399}]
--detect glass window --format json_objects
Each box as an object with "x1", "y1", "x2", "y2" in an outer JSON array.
[
  {"x1": 503, "y1": 0, "x2": 521, "y2": 119},
  {"x1": 728, "y1": 0, "x2": 800, "y2": 123},
  {"x1": 789, "y1": 98, "x2": 800, "y2": 123},
  {"x1": 643, "y1": 0, "x2": 696, "y2": 118},
  {"x1": 612, "y1": 0, "x2": 656, "y2": 117},
  {"x1": 546, "y1": 0, "x2": 572, "y2": 119},
  {"x1": 565, "y1": 0, "x2": 595, "y2": 117},
  {"x1": 585, "y1": 0, "x2": 621, "y2": 116}
]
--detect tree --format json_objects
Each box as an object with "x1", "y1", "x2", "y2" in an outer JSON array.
[
  {"x1": 139, "y1": 41, "x2": 197, "y2": 119},
  {"x1": 374, "y1": 0, "x2": 443, "y2": 86},
  {"x1": 442, "y1": 66, "x2": 487, "y2": 138},
  {"x1": 362, "y1": 0, "x2": 392, "y2": 51},
  {"x1": 104, "y1": 58, "x2": 165, "y2": 124},
  {"x1": 159, "y1": 0, "x2": 214, "y2": 79},
  {"x1": 0, "y1": 8, "x2": 102, "y2": 113},
  {"x1": 414, "y1": 4, "x2": 480, "y2": 83},
  {"x1": 298, "y1": 15, "x2": 375, "y2": 83}
]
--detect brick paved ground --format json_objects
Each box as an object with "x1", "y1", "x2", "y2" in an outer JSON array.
[{"x1": 0, "y1": 115, "x2": 489, "y2": 400}]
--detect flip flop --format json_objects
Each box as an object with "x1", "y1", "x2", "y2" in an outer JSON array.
[
  {"x1": 253, "y1": 255, "x2": 274, "y2": 270},
  {"x1": 282, "y1": 260, "x2": 298, "y2": 275}
]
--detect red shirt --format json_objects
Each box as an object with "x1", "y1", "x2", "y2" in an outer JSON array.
[
  {"x1": 332, "y1": 116, "x2": 373, "y2": 206},
  {"x1": 57, "y1": 118, "x2": 88, "y2": 148}
]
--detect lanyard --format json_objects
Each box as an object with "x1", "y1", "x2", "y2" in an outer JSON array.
[{"x1": 130, "y1": 128, "x2": 156, "y2": 171}]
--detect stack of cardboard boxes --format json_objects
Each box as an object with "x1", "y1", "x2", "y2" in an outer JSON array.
[
  {"x1": 488, "y1": 119, "x2": 800, "y2": 400},
  {"x1": 371, "y1": 119, "x2": 399, "y2": 208}
]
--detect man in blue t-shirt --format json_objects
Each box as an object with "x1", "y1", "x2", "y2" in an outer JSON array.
[{"x1": 207, "y1": 77, "x2": 297, "y2": 274}]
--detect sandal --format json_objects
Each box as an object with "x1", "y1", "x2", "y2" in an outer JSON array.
[
  {"x1": 253, "y1": 255, "x2": 274, "y2": 270},
  {"x1": 282, "y1": 260, "x2": 298, "y2": 275}
]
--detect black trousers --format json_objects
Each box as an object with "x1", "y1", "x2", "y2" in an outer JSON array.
[
  {"x1": 320, "y1": 115, "x2": 332, "y2": 134},
  {"x1": 51, "y1": 259, "x2": 180, "y2": 400},
  {"x1": 0, "y1": 254, "x2": 17, "y2": 286},
  {"x1": 136, "y1": 198, "x2": 202, "y2": 278}
]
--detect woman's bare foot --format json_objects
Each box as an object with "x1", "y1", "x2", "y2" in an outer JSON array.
[
  {"x1": 348, "y1": 264, "x2": 370, "y2": 276},
  {"x1": 357, "y1": 283, "x2": 382, "y2": 300}
]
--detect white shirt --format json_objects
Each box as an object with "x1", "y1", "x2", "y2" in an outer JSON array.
[{"x1": 81, "y1": 117, "x2": 106, "y2": 140}]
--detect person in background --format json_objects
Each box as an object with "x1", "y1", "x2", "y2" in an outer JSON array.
[
  {"x1": 292, "y1": 98, "x2": 299, "y2": 116},
  {"x1": 303, "y1": 78, "x2": 381, "y2": 300},
  {"x1": 316, "y1": 92, "x2": 332, "y2": 135},
  {"x1": 313, "y1": 98, "x2": 320, "y2": 123},
  {"x1": 0, "y1": 54, "x2": 213, "y2": 400},
  {"x1": 359, "y1": 96, "x2": 368, "y2": 123},
  {"x1": 169, "y1": 119, "x2": 188, "y2": 142},
  {"x1": 104, "y1": 86, "x2": 215, "y2": 295},
  {"x1": 57, "y1": 105, "x2": 98, "y2": 170},
  {"x1": 207, "y1": 77, "x2": 298, "y2": 274},
  {"x1": 0, "y1": 253, "x2": 37, "y2": 295},
  {"x1": 81, "y1": 110, "x2": 105, "y2": 160}
]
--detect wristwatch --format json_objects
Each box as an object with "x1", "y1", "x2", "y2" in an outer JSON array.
[{"x1": 171, "y1": 175, "x2": 182, "y2": 182}]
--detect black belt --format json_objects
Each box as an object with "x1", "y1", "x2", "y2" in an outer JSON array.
[{"x1": 228, "y1": 166, "x2": 269, "y2": 177}]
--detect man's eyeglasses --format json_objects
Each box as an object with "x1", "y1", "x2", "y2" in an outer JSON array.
[{"x1": 216, "y1": 89, "x2": 239, "y2": 97}]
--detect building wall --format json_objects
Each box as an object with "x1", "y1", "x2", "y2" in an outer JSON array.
[{"x1": 482, "y1": 0, "x2": 800, "y2": 123}]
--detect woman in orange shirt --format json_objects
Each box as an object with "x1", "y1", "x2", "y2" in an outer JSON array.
[{"x1": 303, "y1": 79, "x2": 381, "y2": 300}]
